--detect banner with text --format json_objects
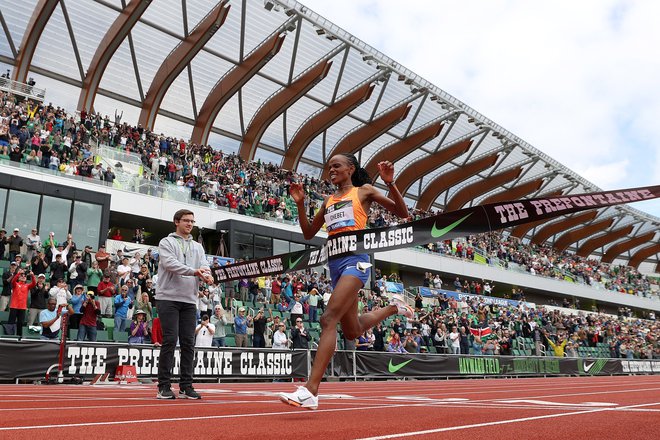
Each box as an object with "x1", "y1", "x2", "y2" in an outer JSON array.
[
  {"x1": 0, "y1": 340, "x2": 307, "y2": 379},
  {"x1": 212, "y1": 185, "x2": 660, "y2": 282}
]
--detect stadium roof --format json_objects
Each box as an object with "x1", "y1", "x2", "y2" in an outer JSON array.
[{"x1": 1, "y1": 0, "x2": 658, "y2": 272}]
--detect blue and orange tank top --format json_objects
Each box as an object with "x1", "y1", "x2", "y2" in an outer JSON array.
[{"x1": 324, "y1": 186, "x2": 368, "y2": 236}]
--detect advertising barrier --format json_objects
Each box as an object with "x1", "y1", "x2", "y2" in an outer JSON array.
[
  {"x1": 1, "y1": 340, "x2": 657, "y2": 381},
  {"x1": 0, "y1": 340, "x2": 307, "y2": 380}
]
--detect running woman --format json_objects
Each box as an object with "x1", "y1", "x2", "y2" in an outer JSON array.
[{"x1": 279, "y1": 153, "x2": 414, "y2": 409}]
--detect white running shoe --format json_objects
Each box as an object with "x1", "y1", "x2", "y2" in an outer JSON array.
[
  {"x1": 391, "y1": 294, "x2": 414, "y2": 319},
  {"x1": 279, "y1": 386, "x2": 319, "y2": 410}
]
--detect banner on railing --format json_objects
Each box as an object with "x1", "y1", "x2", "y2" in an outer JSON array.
[
  {"x1": 2, "y1": 340, "x2": 658, "y2": 380},
  {"x1": 0, "y1": 340, "x2": 307, "y2": 379},
  {"x1": 212, "y1": 185, "x2": 660, "y2": 282},
  {"x1": 348, "y1": 352, "x2": 639, "y2": 377}
]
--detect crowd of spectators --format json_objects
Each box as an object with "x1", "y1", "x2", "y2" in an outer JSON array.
[
  {"x1": 0, "y1": 225, "x2": 658, "y2": 360},
  {"x1": 1, "y1": 89, "x2": 658, "y2": 359},
  {"x1": 353, "y1": 288, "x2": 659, "y2": 360},
  {"x1": 2, "y1": 92, "x2": 657, "y2": 301}
]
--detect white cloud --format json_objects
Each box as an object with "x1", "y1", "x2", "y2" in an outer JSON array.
[{"x1": 301, "y1": 0, "x2": 660, "y2": 217}]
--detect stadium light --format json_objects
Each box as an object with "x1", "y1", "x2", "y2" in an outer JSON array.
[
  {"x1": 315, "y1": 28, "x2": 325, "y2": 35},
  {"x1": 264, "y1": 1, "x2": 275, "y2": 11}
]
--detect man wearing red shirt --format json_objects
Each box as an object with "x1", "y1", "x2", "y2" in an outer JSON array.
[
  {"x1": 78, "y1": 291, "x2": 101, "y2": 341},
  {"x1": 96, "y1": 274, "x2": 115, "y2": 317},
  {"x1": 8, "y1": 269, "x2": 36, "y2": 339}
]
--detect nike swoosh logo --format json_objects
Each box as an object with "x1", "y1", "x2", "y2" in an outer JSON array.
[
  {"x1": 431, "y1": 213, "x2": 473, "y2": 238},
  {"x1": 288, "y1": 253, "x2": 305, "y2": 270},
  {"x1": 388, "y1": 359, "x2": 413, "y2": 373},
  {"x1": 583, "y1": 361, "x2": 595, "y2": 373}
]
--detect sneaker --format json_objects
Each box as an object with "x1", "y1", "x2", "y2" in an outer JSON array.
[
  {"x1": 179, "y1": 387, "x2": 202, "y2": 400},
  {"x1": 279, "y1": 386, "x2": 318, "y2": 410},
  {"x1": 391, "y1": 294, "x2": 414, "y2": 319},
  {"x1": 157, "y1": 388, "x2": 176, "y2": 400}
]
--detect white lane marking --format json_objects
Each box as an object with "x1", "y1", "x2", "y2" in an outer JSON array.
[
  {"x1": 354, "y1": 402, "x2": 660, "y2": 440},
  {"x1": 500, "y1": 400, "x2": 617, "y2": 407},
  {"x1": 0, "y1": 402, "x2": 427, "y2": 431}
]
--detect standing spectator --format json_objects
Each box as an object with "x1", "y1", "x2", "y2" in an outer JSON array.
[
  {"x1": 210, "y1": 305, "x2": 228, "y2": 347},
  {"x1": 0, "y1": 228, "x2": 7, "y2": 260},
  {"x1": 136, "y1": 292, "x2": 153, "y2": 323},
  {"x1": 117, "y1": 257, "x2": 132, "y2": 285},
  {"x1": 68, "y1": 284, "x2": 86, "y2": 329},
  {"x1": 372, "y1": 323, "x2": 386, "y2": 351},
  {"x1": 78, "y1": 291, "x2": 100, "y2": 342},
  {"x1": 194, "y1": 314, "x2": 215, "y2": 347},
  {"x1": 449, "y1": 325, "x2": 460, "y2": 355},
  {"x1": 128, "y1": 310, "x2": 149, "y2": 344},
  {"x1": 68, "y1": 254, "x2": 88, "y2": 292},
  {"x1": 307, "y1": 288, "x2": 320, "y2": 323},
  {"x1": 49, "y1": 254, "x2": 67, "y2": 283},
  {"x1": 49, "y1": 278, "x2": 71, "y2": 307},
  {"x1": 0, "y1": 262, "x2": 17, "y2": 311},
  {"x1": 30, "y1": 250, "x2": 49, "y2": 276},
  {"x1": 86, "y1": 260, "x2": 103, "y2": 295},
  {"x1": 28, "y1": 274, "x2": 49, "y2": 325},
  {"x1": 156, "y1": 209, "x2": 212, "y2": 400},
  {"x1": 286, "y1": 293, "x2": 306, "y2": 326},
  {"x1": 234, "y1": 307, "x2": 251, "y2": 347},
  {"x1": 252, "y1": 308, "x2": 269, "y2": 348},
  {"x1": 80, "y1": 245, "x2": 93, "y2": 268},
  {"x1": 272, "y1": 321, "x2": 289, "y2": 349},
  {"x1": 96, "y1": 274, "x2": 115, "y2": 317},
  {"x1": 114, "y1": 285, "x2": 133, "y2": 333},
  {"x1": 25, "y1": 228, "x2": 41, "y2": 263},
  {"x1": 7, "y1": 228, "x2": 22, "y2": 262},
  {"x1": 291, "y1": 318, "x2": 311, "y2": 349},
  {"x1": 94, "y1": 244, "x2": 110, "y2": 271},
  {"x1": 7, "y1": 269, "x2": 36, "y2": 338}
]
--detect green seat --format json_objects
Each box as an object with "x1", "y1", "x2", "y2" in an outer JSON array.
[
  {"x1": 96, "y1": 330, "x2": 110, "y2": 341},
  {"x1": 114, "y1": 332, "x2": 128, "y2": 343},
  {"x1": 311, "y1": 322, "x2": 321, "y2": 330},
  {"x1": 0, "y1": 311, "x2": 9, "y2": 322},
  {"x1": 69, "y1": 329, "x2": 78, "y2": 339},
  {"x1": 102, "y1": 318, "x2": 114, "y2": 330},
  {"x1": 225, "y1": 336, "x2": 235, "y2": 347},
  {"x1": 232, "y1": 300, "x2": 243, "y2": 308}
]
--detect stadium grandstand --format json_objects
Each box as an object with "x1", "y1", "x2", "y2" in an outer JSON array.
[{"x1": 0, "y1": 2, "x2": 657, "y2": 435}]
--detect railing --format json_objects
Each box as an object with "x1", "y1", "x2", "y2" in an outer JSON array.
[{"x1": 0, "y1": 77, "x2": 46, "y2": 101}]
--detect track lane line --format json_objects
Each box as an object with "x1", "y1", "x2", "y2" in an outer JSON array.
[{"x1": 354, "y1": 401, "x2": 660, "y2": 439}]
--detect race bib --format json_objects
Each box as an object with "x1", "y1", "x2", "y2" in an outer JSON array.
[{"x1": 325, "y1": 200, "x2": 356, "y2": 232}]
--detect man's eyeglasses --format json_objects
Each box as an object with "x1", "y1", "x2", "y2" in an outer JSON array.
[
  {"x1": 296, "y1": 320, "x2": 302, "y2": 323},
  {"x1": 179, "y1": 219, "x2": 196, "y2": 224}
]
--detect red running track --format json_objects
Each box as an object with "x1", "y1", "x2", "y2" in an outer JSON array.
[{"x1": 0, "y1": 376, "x2": 658, "y2": 439}]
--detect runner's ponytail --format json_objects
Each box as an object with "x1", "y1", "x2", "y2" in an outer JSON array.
[{"x1": 340, "y1": 153, "x2": 372, "y2": 187}]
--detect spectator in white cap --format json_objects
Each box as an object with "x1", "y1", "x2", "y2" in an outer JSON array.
[{"x1": 234, "y1": 306, "x2": 251, "y2": 347}]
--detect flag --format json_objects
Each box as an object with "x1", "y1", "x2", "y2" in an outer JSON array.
[{"x1": 469, "y1": 321, "x2": 492, "y2": 339}]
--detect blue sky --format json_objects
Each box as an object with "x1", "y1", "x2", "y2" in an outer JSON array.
[{"x1": 301, "y1": 0, "x2": 660, "y2": 218}]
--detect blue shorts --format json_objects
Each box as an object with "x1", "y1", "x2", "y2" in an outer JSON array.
[{"x1": 328, "y1": 254, "x2": 370, "y2": 289}]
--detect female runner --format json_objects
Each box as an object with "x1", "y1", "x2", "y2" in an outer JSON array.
[{"x1": 279, "y1": 153, "x2": 414, "y2": 409}]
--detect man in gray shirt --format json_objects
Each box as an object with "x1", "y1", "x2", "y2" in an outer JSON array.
[{"x1": 156, "y1": 209, "x2": 213, "y2": 400}]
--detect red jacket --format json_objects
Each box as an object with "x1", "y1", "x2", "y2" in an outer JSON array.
[
  {"x1": 97, "y1": 281, "x2": 115, "y2": 298},
  {"x1": 10, "y1": 275, "x2": 37, "y2": 310}
]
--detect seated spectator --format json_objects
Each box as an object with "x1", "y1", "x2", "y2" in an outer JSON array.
[
  {"x1": 386, "y1": 333, "x2": 406, "y2": 353},
  {"x1": 40, "y1": 298, "x2": 74, "y2": 340}
]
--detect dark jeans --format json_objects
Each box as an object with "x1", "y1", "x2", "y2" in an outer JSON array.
[
  {"x1": 253, "y1": 333, "x2": 265, "y2": 348},
  {"x1": 78, "y1": 324, "x2": 97, "y2": 341},
  {"x1": 8, "y1": 308, "x2": 26, "y2": 337},
  {"x1": 157, "y1": 300, "x2": 196, "y2": 391}
]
